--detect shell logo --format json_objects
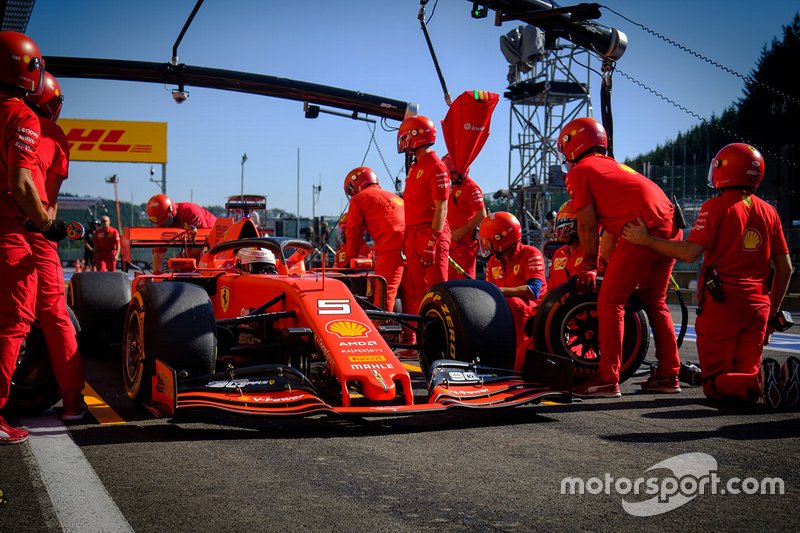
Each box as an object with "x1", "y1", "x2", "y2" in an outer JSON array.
[
  {"x1": 743, "y1": 228, "x2": 762, "y2": 251},
  {"x1": 326, "y1": 320, "x2": 371, "y2": 338},
  {"x1": 618, "y1": 164, "x2": 637, "y2": 174}
]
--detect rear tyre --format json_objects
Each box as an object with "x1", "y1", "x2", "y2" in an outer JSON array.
[
  {"x1": 67, "y1": 272, "x2": 131, "y2": 357},
  {"x1": 2, "y1": 308, "x2": 80, "y2": 417},
  {"x1": 123, "y1": 282, "x2": 217, "y2": 403},
  {"x1": 532, "y1": 282, "x2": 649, "y2": 383},
  {"x1": 418, "y1": 280, "x2": 515, "y2": 378}
]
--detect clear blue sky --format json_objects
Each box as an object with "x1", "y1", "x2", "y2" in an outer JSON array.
[{"x1": 26, "y1": 0, "x2": 799, "y2": 219}]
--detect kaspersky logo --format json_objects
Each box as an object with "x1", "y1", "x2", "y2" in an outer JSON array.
[{"x1": 66, "y1": 128, "x2": 153, "y2": 154}]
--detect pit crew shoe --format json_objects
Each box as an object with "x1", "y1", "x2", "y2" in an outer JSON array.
[
  {"x1": 573, "y1": 377, "x2": 621, "y2": 398},
  {"x1": 758, "y1": 358, "x2": 783, "y2": 411},
  {"x1": 678, "y1": 361, "x2": 702, "y2": 386},
  {"x1": 640, "y1": 373, "x2": 681, "y2": 393},
  {"x1": 781, "y1": 356, "x2": 800, "y2": 410},
  {"x1": 0, "y1": 415, "x2": 29, "y2": 445},
  {"x1": 62, "y1": 392, "x2": 89, "y2": 421},
  {"x1": 62, "y1": 400, "x2": 88, "y2": 421}
]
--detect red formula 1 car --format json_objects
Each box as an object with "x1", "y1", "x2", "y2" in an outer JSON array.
[{"x1": 61, "y1": 217, "x2": 571, "y2": 418}]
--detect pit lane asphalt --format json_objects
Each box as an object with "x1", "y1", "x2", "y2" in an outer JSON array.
[{"x1": 2, "y1": 306, "x2": 799, "y2": 532}]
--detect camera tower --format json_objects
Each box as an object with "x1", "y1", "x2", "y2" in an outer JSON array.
[{"x1": 502, "y1": 29, "x2": 593, "y2": 246}]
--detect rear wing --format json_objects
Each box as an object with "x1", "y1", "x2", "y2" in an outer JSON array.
[{"x1": 121, "y1": 226, "x2": 213, "y2": 264}]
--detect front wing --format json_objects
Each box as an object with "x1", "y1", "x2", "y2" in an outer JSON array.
[{"x1": 146, "y1": 351, "x2": 572, "y2": 418}]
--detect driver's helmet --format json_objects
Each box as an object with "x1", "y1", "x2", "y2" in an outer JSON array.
[
  {"x1": 235, "y1": 247, "x2": 278, "y2": 274},
  {"x1": 553, "y1": 200, "x2": 578, "y2": 244}
]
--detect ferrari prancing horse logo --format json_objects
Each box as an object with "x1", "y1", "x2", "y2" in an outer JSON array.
[{"x1": 221, "y1": 286, "x2": 231, "y2": 312}]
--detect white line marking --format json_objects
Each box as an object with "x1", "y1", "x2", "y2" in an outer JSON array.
[{"x1": 21, "y1": 410, "x2": 134, "y2": 533}]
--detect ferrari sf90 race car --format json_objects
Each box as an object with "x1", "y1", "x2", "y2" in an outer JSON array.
[{"x1": 29, "y1": 217, "x2": 571, "y2": 419}]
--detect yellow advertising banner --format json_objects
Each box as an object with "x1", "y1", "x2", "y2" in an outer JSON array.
[{"x1": 59, "y1": 119, "x2": 167, "y2": 163}]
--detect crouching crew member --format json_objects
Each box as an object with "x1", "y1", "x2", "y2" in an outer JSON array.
[
  {"x1": 146, "y1": 194, "x2": 217, "y2": 273},
  {"x1": 479, "y1": 212, "x2": 547, "y2": 372},
  {"x1": 622, "y1": 143, "x2": 795, "y2": 410}
]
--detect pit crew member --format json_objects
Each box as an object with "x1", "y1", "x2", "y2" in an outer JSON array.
[
  {"x1": 397, "y1": 115, "x2": 451, "y2": 317},
  {"x1": 25, "y1": 72, "x2": 87, "y2": 420},
  {"x1": 622, "y1": 143, "x2": 795, "y2": 410},
  {"x1": 0, "y1": 31, "x2": 50, "y2": 444},
  {"x1": 442, "y1": 153, "x2": 486, "y2": 279},
  {"x1": 479, "y1": 211, "x2": 547, "y2": 372},
  {"x1": 559, "y1": 117, "x2": 681, "y2": 398},
  {"x1": 94, "y1": 215, "x2": 120, "y2": 272},
  {"x1": 547, "y1": 200, "x2": 584, "y2": 289},
  {"x1": 343, "y1": 166, "x2": 405, "y2": 311},
  {"x1": 146, "y1": 193, "x2": 217, "y2": 273}
]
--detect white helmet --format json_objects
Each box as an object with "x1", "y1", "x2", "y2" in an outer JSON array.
[{"x1": 235, "y1": 248, "x2": 277, "y2": 274}]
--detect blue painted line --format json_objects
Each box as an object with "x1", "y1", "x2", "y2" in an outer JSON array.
[{"x1": 675, "y1": 324, "x2": 800, "y2": 353}]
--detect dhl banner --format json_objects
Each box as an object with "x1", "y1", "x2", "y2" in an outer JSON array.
[{"x1": 59, "y1": 119, "x2": 167, "y2": 163}]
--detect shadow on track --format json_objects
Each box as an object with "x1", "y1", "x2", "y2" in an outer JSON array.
[{"x1": 68, "y1": 405, "x2": 561, "y2": 446}]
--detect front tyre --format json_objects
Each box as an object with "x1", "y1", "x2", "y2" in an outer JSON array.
[
  {"x1": 123, "y1": 282, "x2": 216, "y2": 403},
  {"x1": 418, "y1": 280, "x2": 516, "y2": 378}
]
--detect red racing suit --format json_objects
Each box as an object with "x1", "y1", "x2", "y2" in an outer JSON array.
[
  {"x1": 485, "y1": 242, "x2": 547, "y2": 371},
  {"x1": 566, "y1": 155, "x2": 681, "y2": 384},
  {"x1": 170, "y1": 202, "x2": 218, "y2": 230},
  {"x1": 402, "y1": 151, "x2": 451, "y2": 315},
  {"x1": 153, "y1": 202, "x2": 218, "y2": 267},
  {"x1": 548, "y1": 243, "x2": 585, "y2": 289},
  {"x1": 94, "y1": 225, "x2": 120, "y2": 272},
  {"x1": 0, "y1": 96, "x2": 40, "y2": 409},
  {"x1": 27, "y1": 117, "x2": 84, "y2": 400},
  {"x1": 346, "y1": 185, "x2": 405, "y2": 311},
  {"x1": 688, "y1": 190, "x2": 789, "y2": 401},
  {"x1": 447, "y1": 176, "x2": 484, "y2": 279}
]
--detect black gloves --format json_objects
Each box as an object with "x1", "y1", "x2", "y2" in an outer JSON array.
[{"x1": 25, "y1": 219, "x2": 69, "y2": 242}]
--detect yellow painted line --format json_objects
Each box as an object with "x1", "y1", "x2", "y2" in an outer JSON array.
[
  {"x1": 402, "y1": 362, "x2": 422, "y2": 373},
  {"x1": 83, "y1": 382, "x2": 127, "y2": 425}
]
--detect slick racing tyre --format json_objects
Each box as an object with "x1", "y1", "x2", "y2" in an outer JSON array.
[
  {"x1": 532, "y1": 281, "x2": 649, "y2": 384},
  {"x1": 68, "y1": 272, "x2": 131, "y2": 357},
  {"x1": 2, "y1": 308, "x2": 80, "y2": 417},
  {"x1": 123, "y1": 281, "x2": 217, "y2": 403},
  {"x1": 419, "y1": 280, "x2": 516, "y2": 378}
]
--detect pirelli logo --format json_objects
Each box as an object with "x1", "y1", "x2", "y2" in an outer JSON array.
[
  {"x1": 348, "y1": 355, "x2": 387, "y2": 363},
  {"x1": 60, "y1": 118, "x2": 167, "y2": 163}
]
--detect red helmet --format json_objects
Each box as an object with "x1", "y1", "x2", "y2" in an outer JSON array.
[
  {"x1": 146, "y1": 194, "x2": 174, "y2": 225},
  {"x1": 0, "y1": 31, "x2": 45, "y2": 94},
  {"x1": 478, "y1": 211, "x2": 522, "y2": 255},
  {"x1": 26, "y1": 72, "x2": 63, "y2": 121},
  {"x1": 553, "y1": 200, "x2": 578, "y2": 243},
  {"x1": 343, "y1": 166, "x2": 379, "y2": 197},
  {"x1": 397, "y1": 115, "x2": 436, "y2": 153},
  {"x1": 707, "y1": 143, "x2": 765, "y2": 190},
  {"x1": 557, "y1": 117, "x2": 608, "y2": 163}
]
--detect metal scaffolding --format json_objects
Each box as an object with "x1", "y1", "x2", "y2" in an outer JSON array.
[{"x1": 505, "y1": 40, "x2": 593, "y2": 247}]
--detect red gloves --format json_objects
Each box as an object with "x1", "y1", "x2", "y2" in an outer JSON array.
[
  {"x1": 577, "y1": 268, "x2": 598, "y2": 292},
  {"x1": 421, "y1": 229, "x2": 442, "y2": 268}
]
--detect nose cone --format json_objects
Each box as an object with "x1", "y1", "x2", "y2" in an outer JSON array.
[{"x1": 360, "y1": 369, "x2": 397, "y2": 401}]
